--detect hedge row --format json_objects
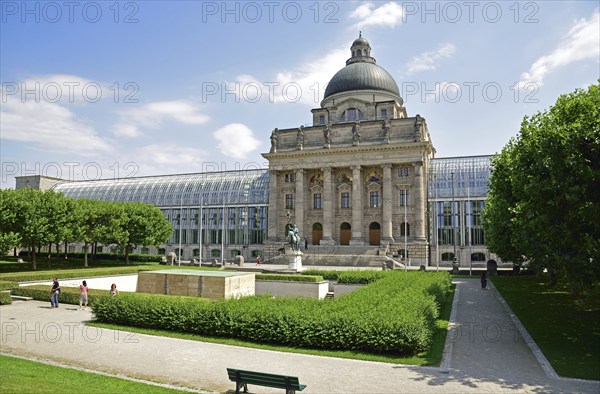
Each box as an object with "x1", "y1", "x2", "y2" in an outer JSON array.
[
  {"x1": 0, "y1": 280, "x2": 18, "y2": 291},
  {"x1": 302, "y1": 269, "x2": 386, "y2": 284},
  {"x1": 11, "y1": 285, "x2": 116, "y2": 306},
  {"x1": 93, "y1": 271, "x2": 452, "y2": 354},
  {"x1": 255, "y1": 274, "x2": 324, "y2": 283},
  {"x1": 18, "y1": 251, "x2": 162, "y2": 262},
  {"x1": 0, "y1": 266, "x2": 164, "y2": 283},
  {"x1": 0, "y1": 291, "x2": 12, "y2": 305}
]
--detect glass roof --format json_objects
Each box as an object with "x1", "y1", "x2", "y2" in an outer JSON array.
[
  {"x1": 429, "y1": 156, "x2": 493, "y2": 199},
  {"x1": 52, "y1": 169, "x2": 269, "y2": 207}
]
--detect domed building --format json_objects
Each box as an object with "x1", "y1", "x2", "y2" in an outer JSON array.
[
  {"x1": 16, "y1": 35, "x2": 499, "y2": 268},
  {"x1": 262, "y1": 34, "x2": 434, "y2": 264}
]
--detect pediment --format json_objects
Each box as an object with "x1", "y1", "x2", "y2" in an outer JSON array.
[
  {"x1": 337, "y1": 183, "x2": 351, "y2": 192},
  {"x1": 366, "y1": 182, "x2": 381, "y2": 191}
]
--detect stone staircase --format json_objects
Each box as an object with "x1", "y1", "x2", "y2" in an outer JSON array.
[{"x1": 267, "y1": 245, "x2": 405, "y2": 269}]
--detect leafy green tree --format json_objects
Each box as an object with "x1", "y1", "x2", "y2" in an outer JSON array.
[
  {"x1": 116, "y1": 202, "x2": 171, "y2": 264},
  {"x1": 71, "y1": 199, "x2": 102, "y2": 267},
  {"x1": 42, "y1": 190, "x2": 71, "y2": 265},
  {"x1": 484, "y1": 83, "x2": 600, "y2": 294},
  {"x1": 12, "y1": 188, "x2": 52, "y2": 270},
  {"x1": 0, "y1": 189, "x2": 21, "y2": 256}
]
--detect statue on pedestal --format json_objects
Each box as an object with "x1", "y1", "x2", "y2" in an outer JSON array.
[
  {"x1": 323, "y1": 125, "x2": 331, "y2": 148},
  {"x1": 382, "y1": 119, "x2": 390, "y2": 144},
  {"x1": 287, "y1": 224, "x2": 301, "y2": 252},
  {"x1": 297, "y1": 126, "x2": 305, "y2": 150}
]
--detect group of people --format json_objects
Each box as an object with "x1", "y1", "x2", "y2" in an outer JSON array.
[{"x1": 50, "y1": 278, "x2": 118, "y2": 309}]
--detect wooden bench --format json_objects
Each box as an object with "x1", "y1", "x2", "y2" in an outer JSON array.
[{"x1": 227, "y1": 368, "x2": 306, "y2": 394}]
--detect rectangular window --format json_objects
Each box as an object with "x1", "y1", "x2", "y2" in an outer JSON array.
[
  {"x1": 369, "y1": 191, "x2": 380, "y2": 208},
  {"x1": 381, "y1": 109, "x2": 387, "y2": 119},
  {"x1": 399, "y1": 189, "x2": 409, "y2": 206},
  {"x1": 398, "y1": 167, "x2": 410, "y2": 177},
  {"x1": 313, "y1": 193, "x2": 322, "y2": 209},
  {"x1": 285, "y1": 194, "x2": 294, "y2": 209},
  {"x1": 284, "y1": 173, "x2": 296, "y2": 182},
  {"x1": 341, "y1": 192, "x2": 350, "y2": 208},
  {"x1": 319, "y1": 115, "x2": 325, "y2": 125}
]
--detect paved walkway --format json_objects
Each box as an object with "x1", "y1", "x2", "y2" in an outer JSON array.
[{"x1": 1, "y1": 279, "x2": 598, "y2": 393}]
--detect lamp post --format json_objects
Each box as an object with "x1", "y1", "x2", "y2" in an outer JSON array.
[
  {"x1": 404, "y1": 190, "x2": 407, "y2": 272},
  {"x1": 178, "y1": 192, "x2": 183, "y2": 266},
  {"x1": 451, "y1": 171, "x2": 457, "y2": 270}
]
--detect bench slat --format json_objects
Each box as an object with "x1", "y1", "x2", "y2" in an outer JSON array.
[{"x1": 227, "y1": 368, "x2": 305, "y2": 391}]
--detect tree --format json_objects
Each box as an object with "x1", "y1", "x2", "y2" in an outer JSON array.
[
  {"x1": 11, "y1": 188, "x2": 52, "y2": 270},
  {"x1": 0, "y1": 189, "x2": 21, "y2": 256},
  {"x1": 484, "y1": 83, "x2": 600, "y2": 294},
  {"x1": 116, "y1": 202, "x2": 172, "y2": 264},
  {"x1": 71, "y1": 199, "x2": 102, "y2": 267}
]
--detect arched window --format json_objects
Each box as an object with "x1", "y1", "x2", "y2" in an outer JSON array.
[
  {"x1": 400, "y1": 222, "x2": 410, "y2": 236},
  {"x1": 341, "y1": 108, "x2": 364, "y2": 122},
  {"x1": 398, "y1": 249, "x2": 408, "y2": 259},
  {"x1": 211, "y1": 249, "x2": 221, "y2": 257},
  {"x1": 230, "y1": 249, "x2": 241, "y2": 257},
  {"x1": 251, "y1": 249, "x2": 261, "y2": 258}
]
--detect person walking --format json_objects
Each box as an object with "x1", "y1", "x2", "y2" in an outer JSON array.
[
  {"x1": 79, "y1": 280, "x2": 89, "y2": 310},
  {"x1": 256, "y1": 255, "x2": 261, "y2": 266},
  {"x1": 481, "y1": 271, "x2": 488, "y2": 290},
  {"x1": 50, "y1": 277, "x2": 60, "y2": 308}
]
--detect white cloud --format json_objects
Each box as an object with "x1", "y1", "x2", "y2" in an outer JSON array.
[
  {"x1": 112, "y1": 100, "x2": 210, "y2": 137},
  {"x1": 1, "y1": 74, "x2": 125, "y2": 105},
  {"x1": 132, "y1": 143, "x2": 209, "y2": 174},
  {"x1": 225, "y1": 46, "x2": 348, "y2": 107},
  {"x1": 0, "y1": 97, "x2": 112, "y2": 155},
  {"x1": 405, "y1": 43, "x2": 456, "y2": 75},
  {"x1": 520, "y1": 8, "x2": 600, "y2": 87},
  {"x1": 213, "y1": 123, "x2": 260, "y2": 159},
  {"x1": 349, "y1": 2, "x2": 404, "y2": 28}
]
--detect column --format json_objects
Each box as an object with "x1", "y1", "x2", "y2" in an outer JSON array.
[
  {"x1": 350, "y1": 165, "x2": 364, "y2": 245},
  {"x1": 321, "y1": 166, "x2": 335, "y2": 244},
  {"x1": 413, "y1": 161, "x2": 425, "y2": 240},
  {"x1": 294, "y1": 169, "x2": 304, "y2": 238},
  {"x1": 267, "y1": 169, "x2": 279, "y2": 241},
  {"x1": 382, "y1": 163, "x2": 394, "y2": 243}
]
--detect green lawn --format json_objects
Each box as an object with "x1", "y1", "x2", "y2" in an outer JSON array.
[
  {"x1": 88, "y1": 284, "x2": 455, "y2": 367},
  {"x1": 0, "y1": 256, "x2": 159, "y2": 274},
  {"x1": 491, "y1": 275, "x2": 600, "y2": 380},
  {"x1": 0, "y1": 354, "x2": 188, "y2": 393}
]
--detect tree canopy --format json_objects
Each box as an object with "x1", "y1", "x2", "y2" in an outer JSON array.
[
  {"x1": 484, "y1": 82, "x2": 600, "y2": 294},
  {"x1": 0, "y1": 189, "x2": 172, "y2": 268}
]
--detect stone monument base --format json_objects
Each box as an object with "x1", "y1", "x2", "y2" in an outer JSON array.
[{"x1": 287, "y1": 251, "x2": 303, "y2": 272}]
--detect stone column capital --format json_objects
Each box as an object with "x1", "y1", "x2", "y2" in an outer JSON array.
[
  {"x1": 381, "y1": 163, "x2": 393, "y2": 170},
  {"x1": 350, "y1": 165, "x2": 361, "y2": 171}
]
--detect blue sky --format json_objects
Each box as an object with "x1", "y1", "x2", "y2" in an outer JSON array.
[{"x1": 1, "y1": 1, "x2": 598, "y2": 187}]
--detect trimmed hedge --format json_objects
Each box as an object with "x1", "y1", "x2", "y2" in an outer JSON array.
[
  {"x1": 302, "y1": 269, "x2": 385, "y2": 284},
  {"x1": 255, "y1": 274, "x2": 324, "y2": 283},
  {"x1": 18, "y1": 251, "x2": 162, "y2": 262},
  {"x1": 302, "y1": 270, "x2": 340, "y2": 281},
  {"x1": 11, "y1": 285, "x2": 116, "y2": 306},
  {"x1": 93, "y1": 271, "x2": 452, "y2": 355},
  {"x1": 0, "y1": 280, "x2": 18, "y2": 291},
  {"x1": 0, "y1": 266, "x2": 165, "y2": 283},
  {"x1": 0, "y1": 291, "x2": 12, "y2": 305}
]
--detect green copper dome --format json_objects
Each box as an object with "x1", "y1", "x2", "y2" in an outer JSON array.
[
  {"x1": 324, "y1": 62, "x2": 400, "y2": 99},
  {"x1": 323, "y1": 34, "x2": 400, "y2": 100}
]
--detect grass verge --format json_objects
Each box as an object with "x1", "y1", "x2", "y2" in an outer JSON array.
[
  {"x1": 0, "y1": 354, "x2": 188, "y2": 393},
  {"x1": 88, "y1": 284, "x2": 455, "y2": 366},
  {"x1": 491, "y1": 275, "x2": 600, "y2": 380}
]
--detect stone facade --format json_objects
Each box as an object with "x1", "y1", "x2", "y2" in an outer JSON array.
[{"x1": 262, "y1": 35, "x2": 434, "y2": 265}]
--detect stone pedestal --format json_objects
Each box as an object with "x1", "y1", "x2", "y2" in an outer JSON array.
[{"x1": 287, "y1": 250, "x2": 303, "y2": 272}]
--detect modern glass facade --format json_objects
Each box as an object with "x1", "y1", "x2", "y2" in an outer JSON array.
[
  {"x1": 428, "y1": 155, "x2": 496, "y2": 265},
  {"x1": 52, "y1": 169, "x2": 269, "y2": 261}
]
